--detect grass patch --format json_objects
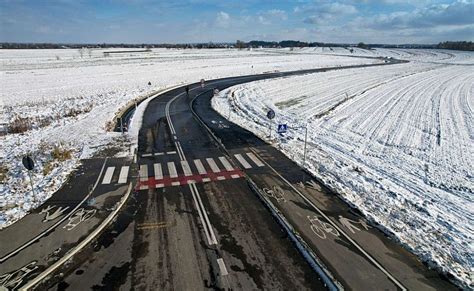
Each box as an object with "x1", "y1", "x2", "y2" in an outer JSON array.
[
  {"x1": 51, "y1": 146, "x2": 73, "y2": 161},
  {"x1": 8, "y1": 116, "x2": 32, "y2": 133},
  {"x1": 275, "y1": 96, "x2": 307, "y2": 109},
  {"x1": 0, "y1": 165, "x2": 8, "y2": 184}
]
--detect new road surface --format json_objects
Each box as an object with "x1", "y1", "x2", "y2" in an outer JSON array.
[{"x1": 0, "y1": 57, "x2": 456, "y2": 290}]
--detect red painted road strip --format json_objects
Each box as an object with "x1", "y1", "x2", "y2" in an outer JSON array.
[{"x1": 135, "y1": 168, "x2": 244, "y2": 190}]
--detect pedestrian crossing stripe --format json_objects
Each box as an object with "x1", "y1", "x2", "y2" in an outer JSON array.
[{"x1": 101, "y1": 152, "x2": 266, "y2": 188}]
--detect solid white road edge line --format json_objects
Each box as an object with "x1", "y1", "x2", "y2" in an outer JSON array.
[
  {"x1": 189, "y1": 182, "x2": 213, "y2": 245},
  {"x1": 191, "y1": 183, "x2": 218, "y2": 245},
  {"x1": 248, "y1": 148, "x2": 407, "y2": 291},
  {"x1": 21, "y1": 182, "x2": 133, "y2": 290}
]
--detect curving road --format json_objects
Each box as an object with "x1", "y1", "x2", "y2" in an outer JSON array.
[{"x1": 5, "y1": 57, "x2": 457, "y2": 290}]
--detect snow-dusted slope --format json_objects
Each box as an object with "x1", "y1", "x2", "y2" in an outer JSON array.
[
  {"x1": 0, "y1": 48, "x2": 379, "y2": 228},
  {"x1": 212, "y1": 51, "x2": 474, "y2": 288}
]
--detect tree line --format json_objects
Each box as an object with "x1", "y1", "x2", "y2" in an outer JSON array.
[
  {"x1": 436, "y1": 41, "x2": 473, "y2": 51},
  {"x1": 1, "y1": 40, "x2": 472, "y2": 51}
]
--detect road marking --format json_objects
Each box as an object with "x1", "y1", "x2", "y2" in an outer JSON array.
[
  {"x1": 21, "y1": 183, "x2": 133, "y2": 290},
  {"x1": 166, "y1": 151, "x2": 177, "y2": 155},
  {"x1": 142, "y1": 153, "x2": 153, "y2": 157},
  {"x1": 194, "y1": 159, "x2": 207, "y2": 175},
  {"x1": 231, "y1": 174, "x2": 240, "y2": 179},
  {"x1": 217, "y1": 258, "x2": 229, "y2": 276},
  {"x1": 175, "y1": 142, "x2": 186, "y2": 161},
  {"x1": 217, "y1": 176, "x2": 226, "y2": 180},
  {"x1": 118, "y1": 166, "x2": 129, "y2": 184},
  {"x1": 234, "y1": 154, "x2": 252, "y2": 169},
  {"x1": 102, "y1": 167, "x2": 115, "y2": 184},
  {"x1": 154, "y1": 152, "x2": 164, "y2": 156},
  {"x1": 246, "y1": 152, "x2": 264, "y2": 167},
  {"x1": 154, "y1": 163, "x2": 163, "y2": 180},
  {"x1": 139, "y1": 164, "x2": 148, "y2": 181},
  {"x1": 219, "y1": 156, "x2": 234, "y2": 171},
  {"x1": 0, "y1": 158, "x2": 109, "y2": 264},
  {"x1": 137, "y1": 222, "x2": 168, "y2": 230},
  {"x1": 206, "y1": 158, "x2": 221, "y2": 173},
  {"x1": 168, "y1": 162, "x2": 178, "y2": 178},
  {"x1": 156, "y1": 183, "x2": 165, "y2": 188},
  {"x1": 171, "y1": 181, "x2": 181, "y2": 186},
  {"x1": 190, "y1": 182, "x2": 218, "y2": 245},
  {"x1": 181, "y1": 160, "x2": 192, "y2": 176},
  {"x1": 202, "y1": 177, "x2": 211, "y2": 182},
  {"x1": 248, "y1": 148, "x2": 407, "y2": 291}
]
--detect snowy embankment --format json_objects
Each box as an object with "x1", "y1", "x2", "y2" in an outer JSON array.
[
  {"x1": 0, "y1": 48, "x2": 379, "y2": 228},
  {"x1": 212, "y1": 49, "x2": 474, "y2": 288}
]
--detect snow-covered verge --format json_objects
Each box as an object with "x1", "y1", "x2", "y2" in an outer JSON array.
[
  {"x1": 0, "y1": 48, "x2": 380, "y2": 228},
  {"x1": 212, "y1": 49, "x2": 474, "y2": 288}
]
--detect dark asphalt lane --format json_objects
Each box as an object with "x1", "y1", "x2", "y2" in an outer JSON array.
[
  {"x1": 8, "y1": 57, "x2": 456, "y2": 290},
  {"x1": 0, "y1": 157, "x2": 135, "y2": 290}
]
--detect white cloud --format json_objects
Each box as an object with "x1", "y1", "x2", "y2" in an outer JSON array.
[
  {"x1": 215, "y1": 11, "x2": 230, "y2": 28},
  {"x1": 302, "y1": 2, "x2": 358, "y2": 24},
  {"x1": 267, "y1": 9, "x2": 288, "y2": 20}
]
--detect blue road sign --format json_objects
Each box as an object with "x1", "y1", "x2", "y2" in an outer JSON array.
[{"x1": 277, "y1": 124, "x2": 287, "y2": 134}]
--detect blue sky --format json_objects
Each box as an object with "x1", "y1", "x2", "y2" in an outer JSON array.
[{"x1": 1, "y1": 0, "x2": 473, "y2": 44}]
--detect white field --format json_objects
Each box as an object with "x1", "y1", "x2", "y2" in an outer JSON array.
[
  {"x1": 0, "y1": 48, "x2": 379, "y2": 228},
  {"x1": 212, "y1": 49, "x2": 474, "y2": 287}
]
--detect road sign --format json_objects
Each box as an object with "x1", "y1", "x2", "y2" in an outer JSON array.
[
  {"x1": 277, "y1": 124, "x2": 287, "y2": 134},
  {"x1": 267, "y1": 109, "x2": 275, "y2": 119},
  {"x1": 22, "y1": 155, "x2": 34, "y2": 171}
]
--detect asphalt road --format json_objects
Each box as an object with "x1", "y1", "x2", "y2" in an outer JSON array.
[{"x1": 1, "y1": 57, "x2": 457, "y2": 290}]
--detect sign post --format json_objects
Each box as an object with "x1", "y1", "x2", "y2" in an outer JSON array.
[
  {"x1": 266, "y1": 109, "x2": 275, "y2": 139},
  {"x1": 22, "y1": 155, "x2": 36, "y2": 201},
  {"x1": 303, "y1": 124, "x2": 308, "y2": 165}
]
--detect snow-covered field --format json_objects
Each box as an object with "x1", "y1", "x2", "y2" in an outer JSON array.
[
  {"x1": 0, "y1": 48, "x2": 379, "y2": 228},
  {"x1": 212, "y1": 49, "x2": 474, "y2": 288}
]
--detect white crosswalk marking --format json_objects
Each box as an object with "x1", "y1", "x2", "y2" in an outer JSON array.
[
  {"x1": 194, "y1": 159, "x2": 207, "y2": 175},
  {"x1": 218, "y1": 157, "x2": 234, "y2": 171},
  {"x1": 206, "y1": 158, "x2": 221, "y2": 173},
  {"x1": 246, "y1": 152, "x2": 265, "y2": 167},
  {"x1": 118, "y1": 166, "x2": 129, "y2": 184},
  {"x1": 139, "y1": 165, "x2": 148, "y2": 181},
  {"x1": 102, "y1": 167, "x2": 115, "y2": 184},
  {"x1": 168, "y1": 162, "x2": 178, "y2": 178},
  {"x1": 154, "y1": 163, "x2": 163, "y2": 180},
  {"x1": 181, "y1": 161, "x2": 192, "y2": 176},
  {"x1": 139, "y1": 164, "x2": 149, "y2": 190},
  {"x1": 231, "y1": 174, "x2": 240, "y2": 179},
  {"x1": 234, "y1": 154, "x2": 252, "y2": 169}
]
